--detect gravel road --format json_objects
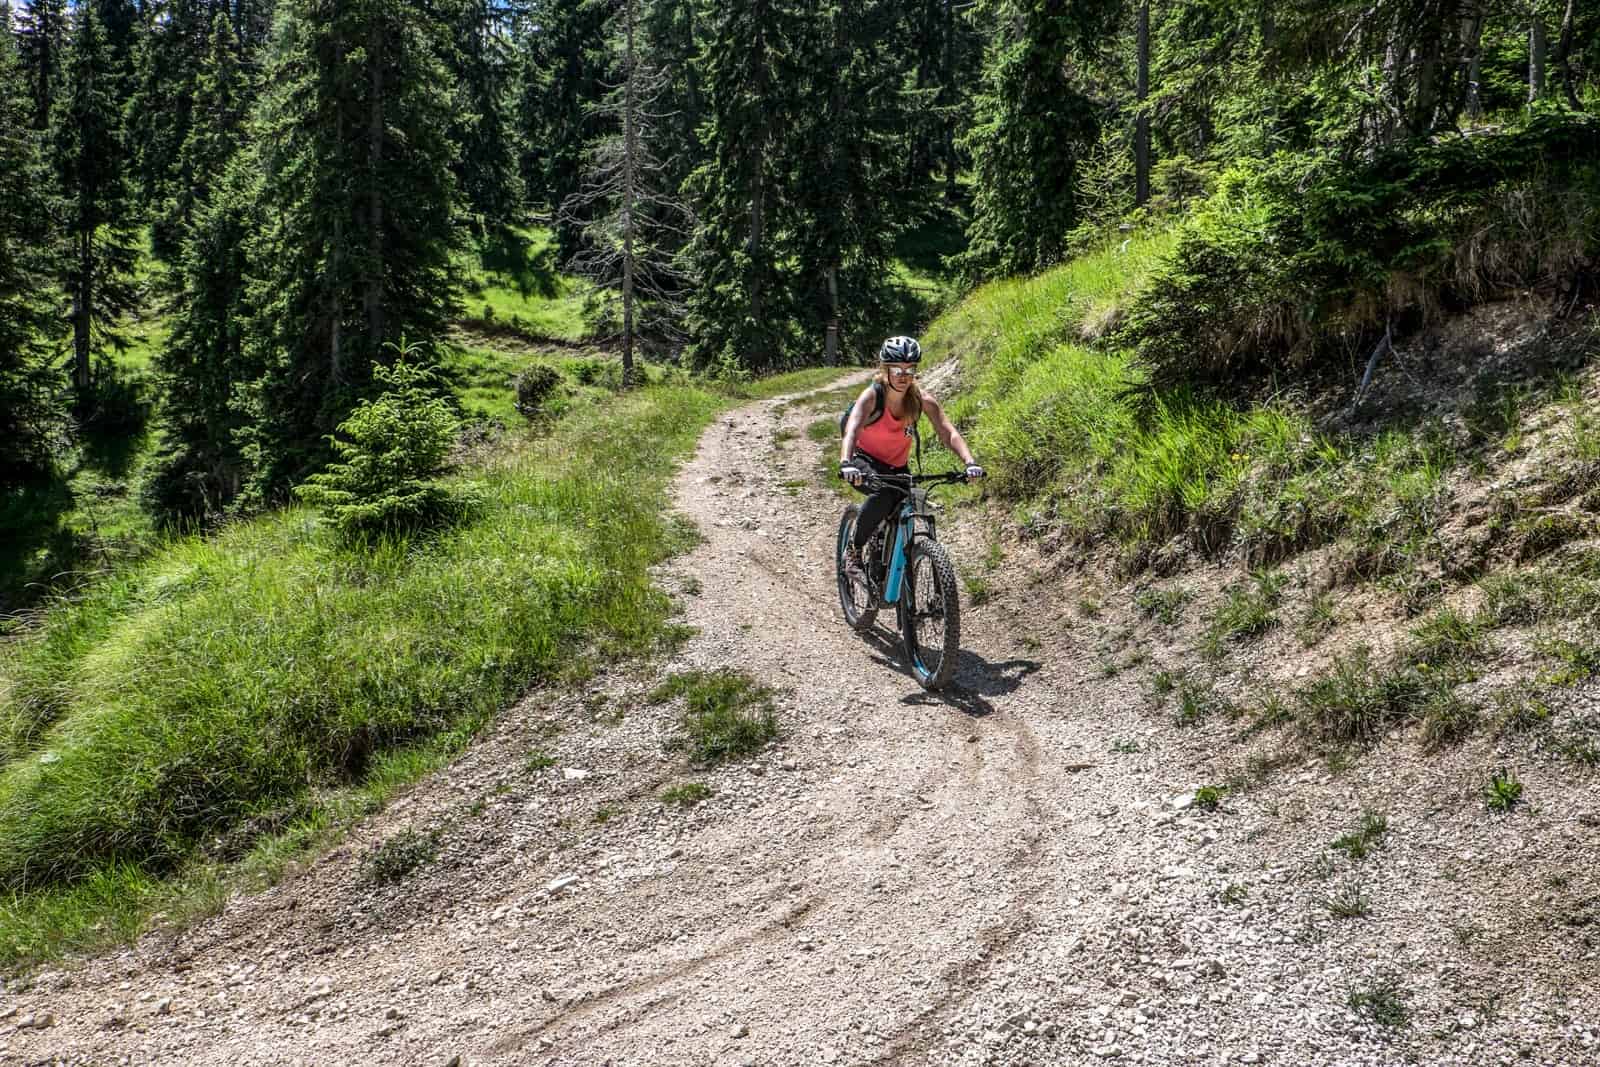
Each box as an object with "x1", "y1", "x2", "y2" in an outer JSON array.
[{"x1": 4, "y1": 377, "x2": 1598, "y2": 1067}]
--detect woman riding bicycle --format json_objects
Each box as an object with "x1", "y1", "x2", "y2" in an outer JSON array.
[{"x1": 839, "y1": 336, "x2": 984, "y2": 585}]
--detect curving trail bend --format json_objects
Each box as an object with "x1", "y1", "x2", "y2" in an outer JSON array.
[{"x1": 5, "y1": 377, "x2": 1598, "y2": 1067}]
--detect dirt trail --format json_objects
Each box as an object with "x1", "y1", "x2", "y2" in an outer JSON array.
[{"x1": 5, "y1": 379, "x2": 1598, "y2": 1067}]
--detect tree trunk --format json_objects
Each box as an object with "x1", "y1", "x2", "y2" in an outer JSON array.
[
  {"x1": 1529, "y1": 14, "x2": 1546, "y2": 105},
  {"x1": 1135, "y1": 1, "x2": 1149, "y2": 207},
  {"x1": 747, "y1": 3, "x2": 767, "y2": 330},
  {"x1": 620, "y1": 0, "x2": 636, "y2": 389},
  {"x1": 1462, "y1": 9, "x2": 1485, "y2": 120},
  {"x1": 825, "y1": 266, "x2": 839, "y2": 365},
  {"x1": 73, "y1": 226, "x2": 92, "y2": 396},
  {"x1": 942, "y1": 0, "x2": 957, "y2": 202},
  {"x1": 330, "y1": 89, "x2": 344, "y2": 385},
  {"x1": 366, "y1": 14, "x2": 386, "y2": 351},
  {"x1": 1412, "y1": 33, "x2": 1443, "y2": 134},
  {"x1": 1554, "y1": 0, "x2": 1580, "y2": 109}
]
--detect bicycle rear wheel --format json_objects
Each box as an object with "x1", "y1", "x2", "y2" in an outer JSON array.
[
  {"x1": 836, "y1": 506, "x2": 877, "y2": 630},
  {"x1": 900, "y1": 538, "x2": 960, "y2": 689}
]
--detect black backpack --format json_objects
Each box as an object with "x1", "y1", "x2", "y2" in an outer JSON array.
[{"x1": 837, "y1": 380, "x2": 887, "y2": 436}]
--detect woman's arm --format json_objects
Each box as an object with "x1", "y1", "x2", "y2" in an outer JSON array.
[{"x1": 922, "y1": 394, "x2": 977, "y2": 466}]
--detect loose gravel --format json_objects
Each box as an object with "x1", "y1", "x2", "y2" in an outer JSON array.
[{"x1": 3, "y1": 377, "x2": 1597, "y2": 1066}]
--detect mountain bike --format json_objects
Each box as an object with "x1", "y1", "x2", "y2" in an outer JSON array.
[{"x1": 835, "y1": 471, "x2": 968, "y2": 690}]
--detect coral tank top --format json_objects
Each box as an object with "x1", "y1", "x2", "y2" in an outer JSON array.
[{"x1": 857, "y1": 402, "x2": 914, "y2": 468}]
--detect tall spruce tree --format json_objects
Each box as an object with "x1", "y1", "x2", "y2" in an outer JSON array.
[
  {"x1": 559, "y1": 0, "x2": 692, "y2": 385},
  {"x1": 50, "y1": 3, "x2": 140, "y2": 400},
  {"x1": 639, "y1": 0, "x2": 707, "y2": 197},
  {"x1": 241, "y1": 0, "x2": 462, "y2": 497},
  {"x1": 448, "y1": 0, "x2": 525, "y2": 236},
  {"x1": 682, "y1": 0, "x2": 808, "y2": 372},
  {"x1": 165, "y1": 11, "x2": 246, "y2": 254},
  {"x1": 897, "y1": 0, "x2": 982, "y2": 200},
  {"x1": 788, "y1": 0, "x2": 910, "y2": 358},
  {"x1": 125, "y1": 0, "x2": 212, "y2": 263},
  {"x1": 15, "y1": 0, "x2": 66, "y2": 129},
  {"x1": 147, "y1": 152, "x2": 261, "y2": 519},
  {"x1": 518, "y1": 0, "x2": 609, "y2": 256},
  {"x1": 960, "y1": 0, "x2": 1118, "y2": 280},
  {"x1": 0, "y1": 1, "x2": 66, "y2": 484},
  {"x1": 145, "y1": 12, "x2": 255, "y2": 520}
]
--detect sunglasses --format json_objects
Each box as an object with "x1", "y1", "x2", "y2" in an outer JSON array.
[{"x1": 885, "y1": 366, "x2": 917, "y2": 377}]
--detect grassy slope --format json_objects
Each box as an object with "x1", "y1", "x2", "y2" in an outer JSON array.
[
  {"x1": 923, "y1": 230, "x2": 1600, "y2": 767},
  {"x1": 2, "y1": 229, "x2": 599, "y2": 615},
  {"x1": 0, "y1": 214, "x2": 855, "y2": 966},
  {"x1": 0, "y1": 361, "x2": 848, "y2": 969}
]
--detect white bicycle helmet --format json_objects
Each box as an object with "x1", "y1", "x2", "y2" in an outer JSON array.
[{"x1": 878, "y1": 336, "x2": 922, "y2": 364}]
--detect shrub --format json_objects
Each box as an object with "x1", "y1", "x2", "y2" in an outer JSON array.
[
  {"x1": 1123, "y1": 116, "x2": 1600, "y2": 391},
  {"x1": 294, "y1": 347, "x2": 470, "y2": 538},
  {"x1": 362, "y1": 827, "x2": 440, "y2": 885},
  {"x1": 514, "y1": 364, "x2": 565, "y2": 421}
]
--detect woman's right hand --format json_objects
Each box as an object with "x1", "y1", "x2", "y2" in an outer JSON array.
[{"x1": 839, "y1": 461, "x2": 865, "y2": 485}]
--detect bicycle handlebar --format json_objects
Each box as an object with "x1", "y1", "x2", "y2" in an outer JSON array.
[{"x1": 857, "y1": 470, "x2": 969, "y2": 490}]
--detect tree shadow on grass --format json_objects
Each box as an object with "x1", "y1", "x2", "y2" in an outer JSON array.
[
  {"x1": 0, "y1": 477, "x2": 83, "y2": 617},
  {"x1": 479, "y1": 228, "x2": 563, "y2": 300}
]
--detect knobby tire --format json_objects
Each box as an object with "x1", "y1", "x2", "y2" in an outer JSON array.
[
  {"x1": 836, "y1": 505, "x2": 877, "y2": 631},
  {"x1": 900, "y1": 538, "x2": 960, "y2": 690}
]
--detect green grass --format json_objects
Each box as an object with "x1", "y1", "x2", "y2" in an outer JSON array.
[
  {"x1": 650, "y1": 668, "x2": 780, "y2": 764},
  {"x1": 661, "y1": 782, "x2": 713, "y2": 808},
  {"x1": 455, "y1": 226, "x2": 590, "y2": 343},
  {"x1": 917, "y1": 227, "x2": 1525, "y2": 572},
  {"x1": 1483, "y1": 767, "x2": 1524, "y2": 813},
  {"x1": 1318, "y1": 882, "x2": 1372, "y2": 919},
  {"x1": 1536, "y1": 634, "x2": 1600, "y2": 686},
  {"x1": 1207, "y1": 569, "x2": 1286, "y2": 644},
  {"x1": 731, "y1": 366, "x2": 859, "y2": 401},
  {"x1": 0, "y1": 381, "x2": 726, "y2": 967},
  {"x1": 1134, "y1": 585, "x2": 1189, "y2": 625},
  {"x1": 1347, "y1": 973, "x2": 1409, "y2": 1027},
  {"x1": 1330, "y1": 811, "x2": 1389, "y2": 861},
  {"x1": 1292, "y1": 645, "x2": 1428, "y2": 747}
]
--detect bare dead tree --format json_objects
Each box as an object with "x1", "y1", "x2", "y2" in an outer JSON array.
[{"x1": 557, "y1": 0, "x2": 691, "y2": 388}]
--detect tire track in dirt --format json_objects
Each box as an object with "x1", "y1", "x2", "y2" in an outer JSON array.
[{"x1": 482, "y1": 377, "x2": 1058, "y2": 1059}]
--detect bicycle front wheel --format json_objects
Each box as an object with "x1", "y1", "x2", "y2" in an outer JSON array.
[
  {"x1": 900, "y1": 538, "x2": 961, "y2": 689},
  {"x1": 836, "y1": 505, "x2": 877, "y2": 631}
]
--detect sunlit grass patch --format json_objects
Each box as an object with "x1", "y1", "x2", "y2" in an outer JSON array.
[{"x1": 0, "y1": 383, "x2": 725, "y2": 967}]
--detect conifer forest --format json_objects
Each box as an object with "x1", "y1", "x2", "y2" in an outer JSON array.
[{"x1": 3, "y1": 0, "x2": 1597, "y2": 525}]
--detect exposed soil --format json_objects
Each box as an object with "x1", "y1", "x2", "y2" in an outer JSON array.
[{"x1": 4, "y1": 375, "x2": 1599, "y2": 1067}]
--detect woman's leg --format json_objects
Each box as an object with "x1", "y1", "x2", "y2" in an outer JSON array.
[{"x1": 851, "y1": 455, "x2": 909, "y2": 554}]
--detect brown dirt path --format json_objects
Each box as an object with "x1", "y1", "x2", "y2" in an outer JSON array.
[{"x1": 5, "y1": 377, "x2": 1598, "y2": 1067}]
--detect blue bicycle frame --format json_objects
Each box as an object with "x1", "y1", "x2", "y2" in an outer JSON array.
[
  {"x1": 882, "y1": 502, "x2": 916, "y2": 604},
  {"x1": 881, "y1": 486, "x2": 938, "y2": 605}
]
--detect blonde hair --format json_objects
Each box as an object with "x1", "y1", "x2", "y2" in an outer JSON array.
[{"x1": 874, "y1": 367, "x2": 923, "y2": 425}]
